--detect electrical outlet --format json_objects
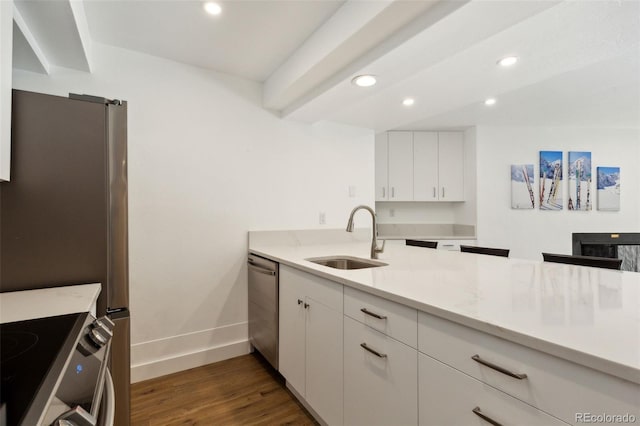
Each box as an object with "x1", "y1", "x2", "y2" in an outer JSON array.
[
  {"x1": 319, "y1": 212, "x2": 326, "y2": 225},
  {"x1": 389, "y1": 208, "x2": 395, "y2": 217}
]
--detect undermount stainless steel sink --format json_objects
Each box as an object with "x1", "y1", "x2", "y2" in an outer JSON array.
[{"x1": 306, "y1": 256, "x2": 388, "y2": 270}]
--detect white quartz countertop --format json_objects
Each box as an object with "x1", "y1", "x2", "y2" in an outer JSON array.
[
  {"x1": 377, "y1": 235, "x2": 476, "y2": 240},
  {"x1": 249, "y1": 236, "x2": 640, "y2": 384},
  {"x1": 0, "y1": 283, "x2": 101, "y2": 324}
]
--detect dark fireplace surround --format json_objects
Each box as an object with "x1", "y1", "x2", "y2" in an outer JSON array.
[{"x1": 572, "y1": 233, "x2": 640, "y2": 272}]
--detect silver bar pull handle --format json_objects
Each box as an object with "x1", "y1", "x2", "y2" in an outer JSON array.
[
  {"x1": 382, "y1": 187, "x2": 386, "y2": 198},
  {"x1": 472, "y1": 407, "x2": 503, "y2": 426},
  {"x1": 391, "y1": 187, "x2": 395, "y2": 198},
  {"x1": 360, "y1": 308, "x2": 387, "y2": 320},
  {"x1": 442, "y1": 187, "x2": 445, "y2": 198},
  {"x1": 248, "y1": 263, "x2": 276, "y2": 276},
  {"x1": 360, "y1": 343, "x2": 387, "y2": 358},
  {"x1": 433, "y1": 187, "x2": 436, "y2": 198},
  {"x1": 471, "y1": 354, "x2": 527, "y2": 380}
]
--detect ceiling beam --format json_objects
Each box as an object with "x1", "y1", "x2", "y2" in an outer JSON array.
[
  {"x1": 68, "y1": 0, "x2": 93, "y2": 72},
  {"x1": 12, "y1": 4, "x2": 50, "y2": 74},
  {"x1": 263, "y1": 0, "x2": 459, "y2": 116},
  {"x1": 13, "y1": 0, "x2": 92, "y2": 72}
]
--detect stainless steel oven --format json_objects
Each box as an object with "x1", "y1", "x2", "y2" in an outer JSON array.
[{"x1": 0, "y1": 312, "x2": 114, "y2": 425}]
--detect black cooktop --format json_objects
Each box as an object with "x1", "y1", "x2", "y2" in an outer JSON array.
[{"x1": 0, "y1": 312, "x2": 85, "y2": 425}]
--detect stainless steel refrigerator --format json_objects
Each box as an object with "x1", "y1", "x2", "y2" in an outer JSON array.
[{"x1": 0, "y1": 89, "x2": 131, "y2": 425}]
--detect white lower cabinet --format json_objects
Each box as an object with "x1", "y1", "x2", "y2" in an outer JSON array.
[
  {"x1": 418, "y1": 353, "x2": 569, "y2": 426},
  {"x1": 418, "y1": 311, "x2": 640, "y2": 425},
  {"x1": 280, "y1": 266, "x2": 637, "y2": 426},
  {"x1": 305, "y1": 296, "x2": 343, "y2": 426},
  {"x1": 344, "y1": 316, "x2": 418, "y2": 426},
  {"x1": 279, "y1": 265, "x2": 343, "y2": 425},
  {"x1": 436, "y1": 239, "x2": 476, "y2": 251}
]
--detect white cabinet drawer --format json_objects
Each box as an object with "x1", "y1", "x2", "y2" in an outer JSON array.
[
  {"x1": 419, "y1": 353, "x2": 569, "y2": 426},
  {"x1": 418, "y1": 312, "x2": 640, "y2": 425},
  {"x1": 344, "y1": 316, "x2": 417, "y2": 426},
  {"x1": 436, "y1": 239, "x2": 475, "y2": 251},
  {"x1": 344, "y1": 286, "x2": 417, "y2": 348}
]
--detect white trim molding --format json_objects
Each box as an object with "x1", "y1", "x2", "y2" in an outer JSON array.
[{"x1": 131, "y1": 322, "x2": 250, "y2": 383}]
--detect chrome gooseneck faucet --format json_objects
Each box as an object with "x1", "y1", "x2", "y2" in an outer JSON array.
[{"x1": 346, "y1": 205, "x2": 385, "y2": 259}]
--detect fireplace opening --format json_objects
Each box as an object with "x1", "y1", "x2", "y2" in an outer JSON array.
[
  {"x1": 572, "y1": 233, "x2": 640, "y2": 272},
  {"x1": 581, "y1": 244, "x2": 617, "y2": 259}
]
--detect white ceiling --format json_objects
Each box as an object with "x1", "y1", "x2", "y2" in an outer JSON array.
[
  {"x1": 11, "y1": 0, "x2": 640, "y2": 131},
  {"x1": 83, "y1": 0, "x2": 344, "y2": 82}
]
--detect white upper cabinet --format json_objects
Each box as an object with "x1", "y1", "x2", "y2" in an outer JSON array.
[
  {"x1": 413, "y1": 131, "x2": 439, "y2": 201},
  {"x1": 376, "y1": 130, "x2": 465, "y2": 202},
  {"x1": 437, "y1": 131, "x2": 464, "y2": 201},
  {"x1": 387, "y1": 131, "x2": 413, "y2": 201},
  {"x1": 0, "y1": 1, "x2": 13, "y2": 181},
  {"x1": 374, "y1": 133, "x2": 388, "y2": 201}
]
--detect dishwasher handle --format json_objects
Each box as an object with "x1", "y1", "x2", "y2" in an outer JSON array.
[{"x1": 248, "y1": 262, "x2": 276, "y2": 276}]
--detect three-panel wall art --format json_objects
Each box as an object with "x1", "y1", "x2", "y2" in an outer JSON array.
[{"x1": 511, "y1": 151, "x2": 620, "y2": 211}]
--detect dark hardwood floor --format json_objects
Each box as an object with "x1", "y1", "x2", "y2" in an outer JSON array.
[{"x1": 131, "y1": 353, "x2": 317, "y2": 426}]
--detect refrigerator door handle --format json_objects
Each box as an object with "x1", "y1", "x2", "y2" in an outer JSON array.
[{"x1": 106, "y1": 307, "x2": 130, "y2": 320}]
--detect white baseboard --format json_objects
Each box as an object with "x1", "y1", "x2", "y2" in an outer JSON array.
[{"x1": 131, "y1": 322, "x2": 250, "y2": 383}]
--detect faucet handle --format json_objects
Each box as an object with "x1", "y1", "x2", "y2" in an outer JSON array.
[{"x1": 376, "y1": 239, "x2": 386, "y2": 253}]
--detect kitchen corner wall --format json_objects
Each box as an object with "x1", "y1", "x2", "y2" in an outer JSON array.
[
  {"x1": 12, "y1": 43, "x2": 374, "y2": 381},
  {"x1": 475, "y1": 126, "x2": 640, "y2": 260}
]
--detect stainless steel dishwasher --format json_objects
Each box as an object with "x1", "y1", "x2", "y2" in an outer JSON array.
[{"x1": 248, "y1": 253, "x2": 279, "y2": 369}]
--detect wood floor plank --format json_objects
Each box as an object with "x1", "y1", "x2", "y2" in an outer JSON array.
[{"x1": 131, "y1": 353, "x2": 317, "y2": 426}]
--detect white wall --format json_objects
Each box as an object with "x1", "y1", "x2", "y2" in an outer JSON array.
[
  {"x1": 475, "y1": 126, "x2": 640, "y2": 260},
  {"x1": 13, "y1": 42, "x2": 374, "y2": 381},
  {"x1": 376, "y1": 201, "x2": 456, "y2": 224},
  {"x1": 453, "y1": 126, "x2": 477, "y2": 226}
]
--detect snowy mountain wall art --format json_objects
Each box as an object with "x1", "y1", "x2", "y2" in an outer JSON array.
[
  {"x1": 568, "y1": 151, "x2": 592, "y2": 211},
  {"x1": 539, "y1": 151, "x2": 563, "y2": 210},
  {"x1": 597, "y1": 166, "x2": 620, "y2": 211},
  {"x1": 511, "y1": 164, "x2": 535, "y2": 209}
]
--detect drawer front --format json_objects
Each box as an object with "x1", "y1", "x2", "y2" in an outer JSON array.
[
  {"x1": 344, "y1": 316, "x2": 418, "y2": 426},
  {"x1": 418, "y1": 312, "x2": 640, "y2": 425},
  {"x1": 344, "y1": 286, "x2": 417, "y2": 348},
  {"x1": 281, "y1": 265, "x2": 343, "y2": 313},
  {"x1": 437, "y1": 239, "x2": 476, "y2": 251},
  {"x1": 419, "y1": 353, "x2": 569, "y2": 426}
]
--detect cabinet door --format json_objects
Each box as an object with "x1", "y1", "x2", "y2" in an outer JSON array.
[
  {"x1": 438, "y1": 132, "x2": 464, "y2": 201},
  {"x1": 0, "y1": 1, "x2": 12, "y2": 181},
  {"x1": 278, "y1": 266, "x2": 307, "y2": 395},
  {"x1": 413, "y1": 132, "x2": 439, "y2": 201},
  {"x1": 306, "y1": 297, "x2": 343, "y2": 426},
  {"x1": 419, "y1": 353, "x2": 568, "y2": 426},
  {"x1": 344, "y1": 317, "x2": 418, "y2": 426},
  {"x1": 375, "y1": 133, "x2": 388, "y2": 201},
  {"x1": 387, "y1": 131, "x2": 413, "y2": 201}
]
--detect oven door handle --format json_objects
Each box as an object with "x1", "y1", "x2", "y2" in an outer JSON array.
[{"x1": 101, "y1": 369, "x2": 116, "y2": 426}]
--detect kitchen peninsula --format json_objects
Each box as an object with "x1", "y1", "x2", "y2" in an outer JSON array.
[{"x1": 249, "y1": 229, "x2": 639, "y2": 426}]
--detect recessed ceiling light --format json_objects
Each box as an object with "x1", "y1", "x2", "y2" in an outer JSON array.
[
  {"x1": 402, "y1": 98, "x2": 415, "y2": 106},
  {"x1": 204, "y1": 2, "x2": 222, "y2": 15},
  {"x1": 351, "y1": 75, "x2": 377, "y2": 87},
  {"x1": 497, "y1": 56, "x2": 518, "y2": 67},
  {"x1": 484, "y1": 98, "x2": 497, "y2": 106}
]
